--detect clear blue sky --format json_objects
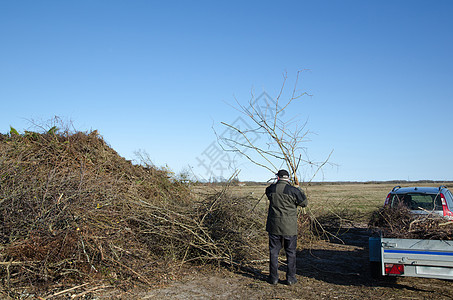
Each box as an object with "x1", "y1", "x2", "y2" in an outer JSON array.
[{"x1": 1, "y1": 1, "x2": 452, "y2": 182}]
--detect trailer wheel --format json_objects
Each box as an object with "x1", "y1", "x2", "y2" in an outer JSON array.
[{"x1": 370, "y1": 261, "x2": 382, "y2": 279}]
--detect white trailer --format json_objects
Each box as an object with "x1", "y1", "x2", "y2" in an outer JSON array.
[{"x1": 369, "y1": 237, "x2": 453, "y2": 280}]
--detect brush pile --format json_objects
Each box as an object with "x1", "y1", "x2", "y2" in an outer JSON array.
[
  {"x1": 0, "y1": 127, "x2": 266, "y2": 296},
  {"x1": 368, "y1": 203, "x2": 453, "y2": 240}
]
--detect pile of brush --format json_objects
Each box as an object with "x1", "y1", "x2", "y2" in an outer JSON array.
[
  {"x1": 368, "y1": 203, "x2": 453, "y2": 240},
  {"x1": 0, "y1": 126, "x2": 266, "y2": 297}
]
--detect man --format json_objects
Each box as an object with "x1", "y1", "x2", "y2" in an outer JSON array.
[{"x1": 265, "y1": 169, "x2": 307, "y2": 285}]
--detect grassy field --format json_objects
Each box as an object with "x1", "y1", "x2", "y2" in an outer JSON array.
[{"x1": 210, "y1": 181, "x2": 452, "y2": 222}]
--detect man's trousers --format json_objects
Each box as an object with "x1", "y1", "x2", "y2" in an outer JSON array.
[{"x1": 268, "y1": 233, "x2": 297, "y2": 282}]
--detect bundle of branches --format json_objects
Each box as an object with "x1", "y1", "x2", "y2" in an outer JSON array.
[
  {"x1": 198, "y1": 190, "x2": 267, "y2": 264},
  {"x1": 0, "y1": 127, "x2": 267, "y2": 296},
  {"x1": 297, "y1": 212, "x2": 315, "y2": 242},
  {"x1": 368, "y1": 204, "x2": 453, "y2": 240},
  {"x1": 126, "y1": 189, "x2": 267, "y2": 268}
]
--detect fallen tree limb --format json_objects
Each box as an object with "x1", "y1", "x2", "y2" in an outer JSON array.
[{"x1": 44, "y1": 283, "x2": 90, "y2": 299}]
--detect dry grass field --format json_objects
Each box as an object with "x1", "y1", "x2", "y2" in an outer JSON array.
[
  {"x1": 234, "y1": 181, "x2": 389, "y2": 203},
  {"x1": 222, "y1": 182, "x2": 430, "y2": 220},
  {"x1": 228, "y1": 181, "x2": 452, "y2": 216}
]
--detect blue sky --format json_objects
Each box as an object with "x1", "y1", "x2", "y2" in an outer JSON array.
[{"x1": 1, "y1": 1, "x2": 452, "y2": 182}]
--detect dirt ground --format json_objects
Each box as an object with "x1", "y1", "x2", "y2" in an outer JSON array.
[{"x1": 94, "y1": 224, "x2": 453, "y2": 300}]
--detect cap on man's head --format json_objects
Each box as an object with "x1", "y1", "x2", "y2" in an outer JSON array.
[{"x1": 276, "y1": 169, "x2": 290, "y2": 179}]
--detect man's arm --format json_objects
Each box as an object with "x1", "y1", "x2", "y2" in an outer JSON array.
[
  {"x1": 265, "y1": 185, "x2": 271, "y2": 200},
  {"x1": 293, "y1": 187, "x2": 307, "y2": 207}
]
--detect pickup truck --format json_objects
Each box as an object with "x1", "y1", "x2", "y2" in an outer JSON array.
[{"x1": 369, "y1": 237, "x2": 453, "y2": 279}]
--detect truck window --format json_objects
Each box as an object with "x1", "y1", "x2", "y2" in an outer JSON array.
[{"x1": 391, "y1": 193, "x2": 441, "y2": 211}]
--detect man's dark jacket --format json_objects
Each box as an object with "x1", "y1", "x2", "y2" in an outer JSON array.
[{"x1": 265, "y1": 180, "x2": 307, "y2": 236}]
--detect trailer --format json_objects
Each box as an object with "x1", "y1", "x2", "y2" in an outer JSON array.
[{"x1": 369, "y1": 237, "x2": 453, "y2": 280}]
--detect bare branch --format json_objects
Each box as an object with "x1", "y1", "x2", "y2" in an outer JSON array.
[{"x1": 217, "y1": 71, "x2": 332, "y2": 186}]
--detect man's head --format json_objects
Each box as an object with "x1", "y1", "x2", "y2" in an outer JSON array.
[{"x1": 276, "y1": 169, "x2": 290, "y2": 181}]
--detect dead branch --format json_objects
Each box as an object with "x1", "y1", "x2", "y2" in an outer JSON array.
[
  {"x1": 44, "y1": 283, "x2": 90, "y2": 299},
  {"x1": 218, "y1": 71, "x2": 332, "y2": 186}
]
